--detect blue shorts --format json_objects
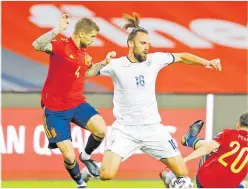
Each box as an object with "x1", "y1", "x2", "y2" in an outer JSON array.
[{"x1": 43, "y1": 102, "x2": 99, "y2": 149}]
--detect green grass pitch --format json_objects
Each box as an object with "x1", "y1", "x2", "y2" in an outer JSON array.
[{"x1": 2, "y1": 180, "x2": 166, "y2": 188}]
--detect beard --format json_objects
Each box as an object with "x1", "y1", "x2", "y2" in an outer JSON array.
[
  {"x1": 80, "y1": 41, "x2": 88, "y2": 48},
  {"x1": 134, "y1": 50, "x2": 147, "y2": 62}
]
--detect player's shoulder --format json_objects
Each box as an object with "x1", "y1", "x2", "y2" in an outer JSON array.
[
  {"x1": 147, "y1": 52, "x2": 173, "y2": 61},
  {"x1": 216, "y1": 129, "x2": 239, "y2": 139},
  {"x1": 147, "y1": 52, "x2": 160, "y2": 59},
  {"x1": 217, "y1": 128, "x2": 234, "y2": 135},
  {"x1": 222, "y1": 128, "x2": 237, "y2": 134},
  {"x1": 110, "y1": 56, "x2": 128, "y2": 67},
  {"x1": 148, "y1": 52, "x2": 172, "y2": 56}
]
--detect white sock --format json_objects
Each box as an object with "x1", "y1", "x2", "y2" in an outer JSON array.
[
  {"x1": 165, "y1": 170, "x2": 176, "y2": 185},
  {"x1": 81, "y1": 150, "x2": 91, "y2": 160}
]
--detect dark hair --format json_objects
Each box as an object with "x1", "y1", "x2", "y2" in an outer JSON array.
[
  {"x1": 123, "y1": 12, "x2": 148, "y2": 43},
  {"x1": 74, "y1": 18, "x2": 99, "y2": 35},
  {"x1": 239, "y1": 112, "x2": 248, "y2": 127}
]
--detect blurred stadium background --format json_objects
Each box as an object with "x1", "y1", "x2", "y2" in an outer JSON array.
[{"x1": 1, "y1": 1, "x2": 247, "y2": 188}]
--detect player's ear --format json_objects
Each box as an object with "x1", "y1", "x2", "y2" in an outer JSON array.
[
  {"x1": 79, "y1": 32, "x2": 85, "y2": 39},
  {"x1": 128, "y1": 40, "x2": 134, "y2": 48},
  {"x1": 237, "y1": 121, "x2": 241, "y2": 129}
]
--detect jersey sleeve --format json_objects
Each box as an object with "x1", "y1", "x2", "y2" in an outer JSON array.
[
  {"x1": 50, "y1": 40, "x2": 61, "y2": 54},
  {"x1": 213, "y1": 129, "x2": 226, "y2": 146},
  {"x1": 100, "y1": 60, "x2": 114, "y2": 77},
  {"x1": 152, "y1": 52, "x2": 175, "y2": 70}
]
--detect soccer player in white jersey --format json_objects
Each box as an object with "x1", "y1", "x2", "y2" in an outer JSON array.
[{"x1": 83, "y1": 12, "x2": 222, "y2": 185}]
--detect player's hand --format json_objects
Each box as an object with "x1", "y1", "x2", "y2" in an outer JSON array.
[
  {"x1": 205, "y1": 58, "x2": 222, "y2": 71},
  {"x1": 58, "y1": 14, "x2": 70, "y2": 31},
  {"x1": 85, "y1": 54, "x2": 93, "y2": 67},
  {"x1": 103, "y1": 51, "x2": 117, "y2": 64}
]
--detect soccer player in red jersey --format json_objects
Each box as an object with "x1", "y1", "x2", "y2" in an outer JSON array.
[
  {"x1": 32, "y1": 14, "x2": 115, "y2": 188},
  {"x1": 181, "y1": 113, "x2": 248, "y2": 188}
]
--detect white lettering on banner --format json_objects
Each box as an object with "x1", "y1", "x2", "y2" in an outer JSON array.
[
  {"x1": 112, "y1": 18, "x2": 174, "y2": 48},
  {"x1": 2, "y1": 124, "x2": 178, "y2": 155},
  {"x1": 34, "y1": 125, "x2": 52, "y2": 155},
  {"x1": 6, "y1": 125, "x2": 25, "y2": 154},
  {"x1": 190, "y1": 19, "x2": 248, "y2": 49},
  {"x1": 28, "y1": 4, "x2": 247, "y2": 49},
  {"x1": 0, "y1": 126, "x2": 6, "y2": 153},
  {"x1": 112, "y1": 18, "x2": 212, "y2": 48},
  {"x1": 29, "y1": 4, "x2": 61, "y2": 27},
  {"x1": 71, "y1": 127, "x2": 84, "y2": 153},
  {"x1": 94, "y1": 18, "x2": 129, "y2": 47},
  {"x1": 29, "y1": 5, "x2": 103, "y2": 47},
  {"x1": 61, "y1": 5, "x2": 95, "y2": 17},
  {"x1": 51, "y1": 148, "x2": 62, "y2": 154}
]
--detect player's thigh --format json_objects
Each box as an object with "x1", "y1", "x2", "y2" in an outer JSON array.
[
  {"x1": 106, "y1": 124, "x2": 141, "y2": 161},
  {"x1": 72, "y1": 103, "x2": 106, "y2": 138},
  {"x1": 100, "y1": 150, "x2": 122, "y2": 180},
  {"x1": 100, "y1": 124, "x2": 141, "y2": 180},
  {"x1": 44, "y1": 108, "x2": 73, "y2": 149},
  {"x1": 56, "y1": 139, "x2": 75, "y2": 163},
  {"x1": 141, "y1": 124, "x2": 180, "y2": 160},
  {"x1": 141, "y1": 124, "x2": 187, "y2": 176}
]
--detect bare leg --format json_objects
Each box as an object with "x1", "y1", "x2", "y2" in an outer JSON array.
[
  {"x1": 100, "y1": 150, "x2": 122, "y2": 180},
  {"x1": 57, "y1": 140, "x2": 86, "y2": 187}
]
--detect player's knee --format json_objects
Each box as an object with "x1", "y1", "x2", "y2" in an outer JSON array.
[
  {"x1": 99, "y1": 167, "x2": 116, "y2": 180},
  {"x1": 99, "y1": 172, "x2": 115, "y2": 180},
  {"x1": 63, "y1": 153, "x2": 76, "y2": 164},
  {"x1": 93, "y1": 126, "x2": 107, "y2": 139}
]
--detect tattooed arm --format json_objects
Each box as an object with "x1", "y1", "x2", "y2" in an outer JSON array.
[
  {"x1": 85, "y1": 51, "x2": 116, "y2": 78},
  {"x1": 32, "y1": 14, "x2": 70, "y2": 54},
  {"x1": 85, "y1": 62, "x2": 107, "y2": 78},
  {"x1": 32, "y1": 28, "x2": 60, "y2": 54}
]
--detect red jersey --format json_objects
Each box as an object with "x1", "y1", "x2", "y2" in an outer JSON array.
[
  {"x1": 198, "y1": 129, "x2": 248, "y2": 188},
  {"x1": 42, "y1": 37, "x2": 91, "y2": 111}
]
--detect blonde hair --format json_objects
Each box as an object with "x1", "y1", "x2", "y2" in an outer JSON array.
[{"x1": 74, "y1": 18, "x2": 99, "y2": 35}]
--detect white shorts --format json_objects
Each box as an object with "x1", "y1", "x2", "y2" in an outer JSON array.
[{"x1": 105, "y1": 121, "x2": 180, "y2": 160}]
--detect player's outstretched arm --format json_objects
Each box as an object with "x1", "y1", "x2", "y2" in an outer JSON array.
[
  {"x1": 183, "y1": 140, "x2": 220, "y2": 163},
  {"x1": 85, "y1": 51, "x2": 116, "y2": 78},
  {"x1": 172, "y1": 53, "x2": 222, "y2": 71},
  {"x1": 32, "y1": 14, "x2": 70, "y2": 54}
]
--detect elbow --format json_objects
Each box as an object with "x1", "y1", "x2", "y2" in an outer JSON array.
[
  {"x1": 32, "y1": 41, "x2": 39, "y2": 50},
  {"x1": 205, "y1": 146, "x2": 215, "y2": 155},
  {"x1": 180, "y1": 53, "x2": 191, "y2": 60},
  {"x1": 180, "y1": 53, "x2": 196, "y2": 64},
  {"x1": 32, "y1": 42, "x2": 37, "y2": 50}
]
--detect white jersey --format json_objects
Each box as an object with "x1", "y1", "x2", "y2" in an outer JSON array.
[{"x1": 100, "y1": 52, "x2": 175, "y2": 125}]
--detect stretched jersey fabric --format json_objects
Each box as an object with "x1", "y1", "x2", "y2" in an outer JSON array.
[
  {"x1": 198, "y1": 129, "x2": 248, "y2": 188},
  {"x1": 100, "y1": 52, "x2": 174, "y2": 125},
  {"x1": 41, "y1": 37, "x2": 90, "y2": 111}
]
